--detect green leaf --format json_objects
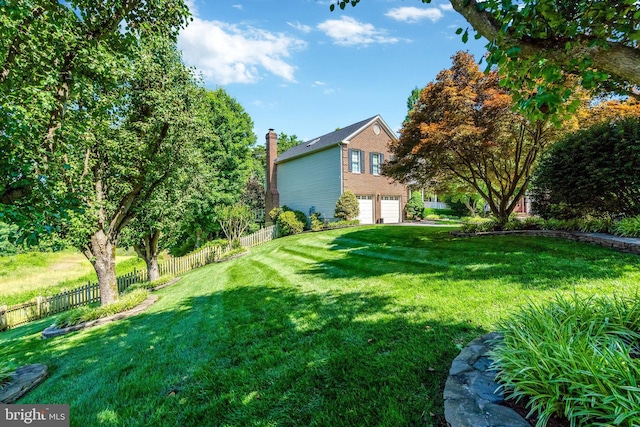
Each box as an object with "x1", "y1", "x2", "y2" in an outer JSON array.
[
  {"x1": 462, "y1": 30, "x2": 469, "y2": 43},
  {"x1": 455, "y1": 27, "x2": 463, "y2": 35}
]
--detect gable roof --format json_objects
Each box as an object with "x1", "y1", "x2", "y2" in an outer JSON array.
[{"x1": 276, "y1": 115, "x2": 396, "y2": 163}]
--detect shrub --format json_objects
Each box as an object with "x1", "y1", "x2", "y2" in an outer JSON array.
[
  {"x1": 423, "y1": 207, "x2": 459, "y2": 218},
  {"x1": 335, "y1": 190, "x2": 359, "y2": 220},
  {"x1": 532, "y1": 117, "x2": 640, "y2": 219},
  {"x1": 55, "y1": 289, "x2": 149, "y2": 328},
  {"x1": 424, "y1": 214, "x2": 440, "y2": 221},
  {"x1": 277, "y1": 211, "x2": 304, "y2": 236},
  {"x1": 292, "y1": 210, "x2": 308, "y2": 230},
  {"x1": 325, "y1": 219, "x2": 360, "y2": 229},
  {"x1": 491, "y1": 294, "x2": 640, "y2": 426},
  {"x1": 310, "y1": 213, "x2": 324, "y2": 231},
  {"x1": 614, "y1": 215, "x2": 640, "y2": 237},
  {"x1": 521, "y1": 216, "x2": 545, "y2": 230},
  {"x1": 0, "y1": 362, "x2": 14, "y2": 390},
  {"x1": 405, "y1": 191, "x2": 424, "y2": 220},
  {"x1": 461, "y1": 217, "x2": 497, "y2": 233}
]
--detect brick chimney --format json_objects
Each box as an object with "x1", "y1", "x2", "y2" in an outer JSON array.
[{"x1": 265, "y1": 129, "x2": 279, "y2": 224}]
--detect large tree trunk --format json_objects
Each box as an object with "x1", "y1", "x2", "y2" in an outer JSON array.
[
  {"x1": 133, "y1": 229, "x2": 161, "y2": 282},
  {"x1": 84, "y1": 230, "x2": 119, "y2": 305}
]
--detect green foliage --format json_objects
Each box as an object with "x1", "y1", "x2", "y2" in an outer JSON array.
[
  {"x1": 0, "y1": 222, "x2": 19, "y2": 255},
  {"x1": 423, "y1": 208, "x2": 460, "y2": 219},
  {"x1": 0, "y1": 0, "x2": 191, "y2": 235},
  {"x1": 276, "y1": 211, "x2": 304, "y2": 236},
  {"x1": 461, "y1": 217, "x2": 497, "y2": 233},
  {"x1": 335, "y1": 190, "x2": 359, "y2": 220},
  {"x1": 129, "y1": 275, "x2": 175, "y2": 292},
  {"x1": 292, "y1": 210, "x2": 308, "y2": 230},
  {"x1": 325, "y1": 219, "x2": 360, "y2": 229},
  {"x1": 614, "y1": 215, "x2": 640, "y2": 238},
  {"x1": 310, "y1": 213, "x2": 324, "y2": 231},
  {"x1": 0, "y1": 361, "x2": 14, "y2": 389},
  {"x1": 423, "y1": 214, "x2": 440, "y2": 221},
  {"x1": 54, "y1": 289, "x2": 149, "y2": 328},
  {"x1": 532, "y1": 118, "x2": 640, "y2": 219},
  {"x1": 492, "y1": 294, "x2": 640, "y2": 426},
  {"x1": 405, "y1": 191, "x2": 424, "y2": 220},
  {"x1": 215, "y1": 204, "x2": 252, "y2": 243}
]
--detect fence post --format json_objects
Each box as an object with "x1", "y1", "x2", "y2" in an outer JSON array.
[
  {"x1": 0, "y1": 304, "x2": 6, "y2": 331},
  {"x1": 36, "y1": 296, "x2": 44, "y2": 318}
]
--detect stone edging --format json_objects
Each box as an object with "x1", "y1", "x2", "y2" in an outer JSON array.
[
  {"x1": 444, "y1": 332, "x2": 530, "y2": 427},
  {"x1": 451, "y1": 229, "x2": 640, "y2": 254},
  {"x1": 42, "y1": 294, "x2": 158, "y2": 339},
  {"x1": 0, "y1": 364, "x2": 48, "y2": 404}
]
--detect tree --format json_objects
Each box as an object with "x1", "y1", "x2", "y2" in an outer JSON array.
[
  {"x1": 406, "y1": 191, "x2": 424, "y2": 220},
  {"x1": 331, "y1": 0, "x2": 640, "y2": 118},
  {"x1": 384, "y1": 52, "x2": 557, "y2": 226},
  {"x1": 335, "y1": 190, "x2": 360, "y2": 220},
  {"x1": 216, "y1": 204, "x2": 252, "y2": 246},
  {"x1": 0, "y1": 0, "x2": 190, "y2": 233},
  {"x1": 173, "y1": 88, "x2": 255, "y2": 254},
  {"x1": 63, "y1": 37, "x2": 205, "y2": 305},
  {"x1": 532, "y1": 117, "x2": 640, "y2": 219}
]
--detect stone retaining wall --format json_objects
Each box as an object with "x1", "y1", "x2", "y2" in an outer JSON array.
[{"x1": 451, "y1": 230, "x2": 640, "y2": 254}]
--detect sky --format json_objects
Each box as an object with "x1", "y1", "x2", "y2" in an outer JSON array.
[{"x1": 177, "y1": 0, "x2": 489, "y2": 145}]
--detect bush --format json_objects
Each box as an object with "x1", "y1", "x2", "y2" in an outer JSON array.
[
  {"x1": 55, "y1": 289, "x2": 149, "y2": 328},
  {"x1": 292, "y1": 210, "x2": 308, "y2": 230},
  {"x1": 424, "y1": 214, "x2": 440, "y2": 221},
  {"x1": 423, "y1": 207, "x2": 460, "y2": 218},
  {"x1": 491, "y1": 294, "x2": 640, "y2": 426},
  {"x1": 326, "y1": 219, "x2": 360, "y2": 229},
  {"x1": 310, "y1": 213, "x2": 324, "y2": 231},
  {"x1": 614, "y1": 215, "x2": 640, "y2": 237},
  {"x1": 277, "y1": 211, "x2": 304, "y2": 236},
  {"x1": 461, "y1": 217, "x2": 497, "y2": 233},
  {"x1": 406, "y1": 191, "x2": 424, "y2": 220},
  {"x1": 532, "y1": 117, "x2": 640, "y2": 219},
  {"x1": 0, "y1": 361, "x2": 14, "y2": 390},
  {"x1": 335, "y1": 190, "x2": 359, "y2": 220}
]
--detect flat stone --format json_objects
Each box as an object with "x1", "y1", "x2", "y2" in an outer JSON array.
[
  {"x1": 473, "y1": 356, "x2": 493, "y2": 372},
  {"x1": 467, "y1": 371, "x2": 503, "y2": 404},
  {"x1": 0, "y1": 364, "x2": 48, "y2": 403},
  {"x1": 482, "y1": 402, "x2": 532, "y2": 427},
  {"x1": 443, "y1": 375, "x2": 472, "y2": 400},
  {"x1": 445, "y1": 398, "x2": 492, "y2": 427}
]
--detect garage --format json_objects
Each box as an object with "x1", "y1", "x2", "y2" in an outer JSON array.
[
  {"x1": 356, "y1": 195, "x2": 374, "y2": 224},
  {"x1": 380, "y1": 196, "x2": 401, "y2": 223}
]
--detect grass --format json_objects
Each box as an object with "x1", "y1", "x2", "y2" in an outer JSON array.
[
  {"x1": 54, "y1": 289, "x2": 150, "y2": 328},
  {"x1": 1, "y1": 226, "x2": 639, "y2": 426},
  {"x1": 0, "y1": 249, "x2": 164, "y2": 306}
]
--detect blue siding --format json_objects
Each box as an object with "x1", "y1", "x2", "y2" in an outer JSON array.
[{"x1": 277, "y1": 146, "x2": 342, "y2": 220}]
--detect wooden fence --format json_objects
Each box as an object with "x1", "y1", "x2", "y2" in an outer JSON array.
[{"x1": 0, "y1": 225, "x2": 278, "y2": 330}]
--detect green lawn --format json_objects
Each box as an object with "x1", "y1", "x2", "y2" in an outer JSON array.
[
  {"x1": 2, "y1": 226, "x2": 639, "y2": 426},
  {"x1": 0, "y1": 250, "x2": 161, "y2": 306}
]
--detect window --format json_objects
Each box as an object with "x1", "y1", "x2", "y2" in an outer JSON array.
[
  {"x1": 349, "y1": 149, "x2": 363, "y2": 173},
  {"x1": 370, "y1": 152, "x2": 384, "y2": 175}
]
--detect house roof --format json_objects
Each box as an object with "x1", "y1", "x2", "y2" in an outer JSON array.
[{"x1": 275, "y1": 115, "x2": 395, "y2": 163}]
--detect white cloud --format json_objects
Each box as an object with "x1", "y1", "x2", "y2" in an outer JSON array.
[
  {"x1": 232, "y1": 4, "x2": 242, "y2": 10},
  {"x1": 313, "y1": 81, "x2": 326, "y2": 86},
  {"x1": 440, "y1": 3, "x2": 454, "y2": 11},
  {"x1": 317, "y1": 16, "x2": 398, "y2": 46},
  {"x1": 385, "y1": 7, "x2": 444, "y2": 23},
  {"x1": 178, "y1": 18, "x2": 306, "y2": 84},
  {"x1": 287, "y1": 21, "x2": 312, "y2": 33}
]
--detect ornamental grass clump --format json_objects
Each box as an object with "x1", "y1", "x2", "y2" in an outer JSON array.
[
  {"x1": 0, "y1": 362, "x2": 14, "y2": 390},
  {"x1": 55, "y1": 288, "x2": 149, "y2": 328},
  {"x1": 491, "y1": 294, "x2": 640, "y2": 427}
]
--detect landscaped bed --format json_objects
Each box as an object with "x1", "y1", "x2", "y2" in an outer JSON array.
[{"x1": 1, "y1": 226, "x2": 638, "y2": 426}]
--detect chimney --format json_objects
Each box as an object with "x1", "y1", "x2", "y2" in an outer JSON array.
[{"x1": 265, "y1": 129, "x2": 279, "y2": 224}]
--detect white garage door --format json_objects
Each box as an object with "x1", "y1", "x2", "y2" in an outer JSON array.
[
  {"x1": 356, "y1": 195, "x2": 374, "y2": 225},
  {"x1": 381, "y1": 196, "x2": 401, "y2": 223}
]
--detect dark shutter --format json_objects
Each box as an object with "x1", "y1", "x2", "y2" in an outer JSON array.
[
  {"x1": 348, "y1": 149, "x2": 353, "y2": 172},
  {"x1": 360, "y1": 150, "x2": 365, "y2": 174},
  {"x1": 380, "y1": 153, "x2": 384, "y2": 164},
  {"x1": 370, "y1": 152, "x2": 374, "y2": 174}
]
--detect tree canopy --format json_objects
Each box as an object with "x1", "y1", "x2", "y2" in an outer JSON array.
[
  {"x1": 0, "y1": 0, "x2": 190, "y2": 232},
  {"x1": 331, "y1": 0, "x2": 640, "y2": 117},
  {"x1": 384, "y1": 51, "x2": 557, "y2": 225}
]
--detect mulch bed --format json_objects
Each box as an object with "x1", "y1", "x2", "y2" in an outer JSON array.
[{"x1": 503, "y1": 395, "x2": 570, "y2": 427}]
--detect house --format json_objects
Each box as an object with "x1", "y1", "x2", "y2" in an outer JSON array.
[{"x1": 265, "y1": 115, "x2": 408, "y2": 225}]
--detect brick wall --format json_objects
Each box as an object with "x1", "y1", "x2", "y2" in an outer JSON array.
[{"x1": 341, "y1": 121, "x2": 408, "y2": 223}]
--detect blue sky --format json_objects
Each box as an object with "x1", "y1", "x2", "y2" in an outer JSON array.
[{"x1": 177, "y1": 0, "x2": 488, "y2": 144}]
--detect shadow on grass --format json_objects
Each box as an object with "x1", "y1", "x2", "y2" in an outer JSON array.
[
  {"x1": 1, "y1": 281, "x2": 484, "y2": 427},
  {"x1": 301, "y1": 227, "x2": 640, "y2": 290}
]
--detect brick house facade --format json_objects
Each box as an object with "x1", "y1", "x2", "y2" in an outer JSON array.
[{"x1": 265, "y1": 115, "x2": 408, "y2": 224}]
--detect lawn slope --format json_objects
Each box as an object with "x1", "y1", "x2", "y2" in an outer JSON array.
[{"x1": 1, "y1": 226, "x2": 638, "y2": 426}]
